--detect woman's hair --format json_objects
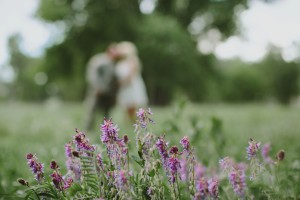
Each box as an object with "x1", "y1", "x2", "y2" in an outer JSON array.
[{"x1": 117, "y1": 41, "x2": 137, "y2": 57}]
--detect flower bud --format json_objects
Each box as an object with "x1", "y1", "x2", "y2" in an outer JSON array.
[
  {"x1": 17, "y1": 178, "x2": 29, "y2": 186},
  {"x1": 26, "y1": 153, "x2": 33, "y2": 159},
  {"x1": 123, "y1": 135, "x2": 129, "y2": 144},
  {"x1": 50, "y1": 160, "x2": 59, "y2": 169},
  {"x1": 72, "y1": 151, "x2": 80, "y2": 157},
  {"x1": 276, "y1": 150, "x2": 285, "y2": 161},
  {"x1": 169, "y1": 146, "x2": 179, "y2": 155}
]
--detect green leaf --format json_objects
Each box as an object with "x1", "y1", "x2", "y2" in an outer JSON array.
[
  {"x1": 131, "y1": 155, "x2": 145, "y2": 167},
  {"x1": 68, "y1": 183, "x2": 83, "y2": 196},
  {"x1": 24, "y1": 191, "x2": 35, "y2": 200},
  {"x1": 148, "y1": 169, "x2": 155, "y2": 177},
  {"x1": 37, "y1": 192, "x2": 56, "y2": 198}
]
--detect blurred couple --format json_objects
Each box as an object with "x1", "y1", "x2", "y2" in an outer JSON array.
[{"x1": 84, "y1": 41, "x2": 148, "y2": 130}]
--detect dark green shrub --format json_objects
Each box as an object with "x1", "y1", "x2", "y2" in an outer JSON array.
[{"x1": 222, "y1": 66, "x2": 268, "y2": 102}]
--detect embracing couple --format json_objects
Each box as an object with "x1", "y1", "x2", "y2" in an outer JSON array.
[{"x1": 84, "y1": 41, "x2": 148, "y2": 130}]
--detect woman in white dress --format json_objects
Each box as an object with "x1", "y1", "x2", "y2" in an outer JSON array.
[{"x1": 115, "y1": 41, "x2": 148, "y2": 122}]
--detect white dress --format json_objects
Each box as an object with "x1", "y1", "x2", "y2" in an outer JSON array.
[{"x1": 115, "y1": 59, "x2": 148, "y2": 108}]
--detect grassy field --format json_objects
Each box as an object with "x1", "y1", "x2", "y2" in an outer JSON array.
[{"x1": 0, "y1": 101, "x2": 299, "y2": 199}]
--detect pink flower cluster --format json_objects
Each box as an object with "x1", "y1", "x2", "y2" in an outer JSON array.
[
  {"x1": 65, "y1": 142, "x2": 81, "y2": 181},
  {"x1": 246, "y1": 138, "x2": 261, "y2": 160},
  {"x1": 26, "y1": 153, "x2": 44, "y2": 182},
  {"x1": 73, "y1": 129, "x2": 95, "y2": 152},
  {"x1": 50, "y1": 160, "x2": 73, "y2": 190},
  {"x1": 194, "y1": 178, "x2": 219, "y2": 200},
  {"x1": 21, "y1": 108, "x2": 286, "y2": 200},
  {"x1": 100, "y1": 118, "x2": 128, "y2": 170},
  {"x1": 134, "y1": 108, "x2": 154, "y2": 131},
  {"x1": 155, "y1": 136, "x2": 169, "y2": 170},
  {"x1": 228, "y1": 163, "x2": 247, "y2": 198},
  {"x1": 219, "y1": 157, "x2": 247, "y2": 198},
  {"x1": 101, "y1": 118, "x2": 120, "y2": 144}
]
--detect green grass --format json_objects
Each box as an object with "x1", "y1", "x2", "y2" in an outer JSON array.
[{"x1": 0, "y1": 102, "x2": 299, "y2": 199}]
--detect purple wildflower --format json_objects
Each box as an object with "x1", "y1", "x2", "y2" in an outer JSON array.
[
  {"x1": 141, "y1": 132, "x2": 154, "y2": 158},
  {"x1": 135, "y1": 108, "x2": 154, "y2": 131},
  {"x1": 194, "y1": 177, "x2": 208, "y2": 200},
  {"x1": 179, "y1": 157, "x2": 188, "y2": 181},
  {"x1": 169, "y1": 146, "x2": 179, "y2": 155},
  {"x1": 63, "y1": 177, "x2": 73, "y2": 190},
  {"x1": 66, "y1": 158, "x2": 72, "y2": 172},
  {"x1": 100, "y1": 118, "x2": 120, "y2": 144},
  {"x1": 26, "y1": 153, "x2": 34, "y2": 159},
  {"x1": 246, "y1": 138, "x2": 261, "y2": 160},
  {"x1": 50, "y1": 160, "x2": 59, "y2": 170},
  {"x1": 194, "y1": 163, "x2": 206, "y2": 180},
  {"x1": 168, "y1": 156, "x2": 181, "y2": 183},
  {"x1": 101, "y1": 119, "x2": 128, "y2": 169},
  {"x1": 155, "y1": 136, "x2": 169, "y2": 169},
  {"x1": 261, "y1": 143, "x2": 273, "y2": 164},
  {"x1": 219, "y1": 157, "x2": 234, "y2": 172},
  {"x1": 50, "y1": 162, "x2": 73, "y2": 191},
  {"x1": 207, "y1": 178, "x2": 219, "y2": 199},
  {"x1": 116, "y1": 170, "x2": 128, "y2": 189},
  {"x1": 73, "y1": 129, "x2": 95, "y2": 152},
  {"x1": 107, "y1": 171, "x2": 115, "y2": 180},
  {"x1": 72, "y1": 160, "x2": 81, "y2": 181},
  {"x1": 50, "y1": 171, "x2": 63, "y2": 190},
  {"x1": 66, "y1": 157, "x2": 81, "y2": 181},
  {"x1": 228, "y1": 163, "x2": 247, "y2": 198},
  {"x1": 26, "y1": 153, "x2": 44, "y2": 182},
  {"x1": 65, "y1": 142, "x2": 73, "y2": 158},
  {"x1": 180, "y1": 136, "x2": 190, "y2": 152}
]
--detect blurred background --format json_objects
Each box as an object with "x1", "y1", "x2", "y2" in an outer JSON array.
[
  {"x1": 1, "y1": 0, "x2": 300, "y2": 105},
  {"x1": 1, "y1": 0, "x2": 300, "y2": 198}
]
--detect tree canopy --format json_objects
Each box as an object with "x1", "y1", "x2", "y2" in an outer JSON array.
[{"x1": 35, "y1": 0, "x2": 247, "y2": 103}]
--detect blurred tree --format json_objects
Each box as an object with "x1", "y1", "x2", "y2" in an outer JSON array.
[
  {"x1": 8, "y1": 34, "x2": 30, "y2": 99},
  {"x1": 35, "y1": 0, "x2": 248, "y2": 103},
  {"x1": 222, "y1": 65, "x2": 268, "y2": 102},
  {"x1": 37, "y1": 0, "x2": 141, "y2": 100},
  {"x1": 258, "y1": 53, "x2": 300, "y2": 104},
  {"x1": 156, "y1": 0, "x2": 247, "y2": 37},
  {"x1": 218, "y1": 53, "x2": 300, "y2": 104},
  {"x1": 136, "y1": 14, "x2": 213, "y2": 104},
  {"x1": 7, "y1": 34, "x2": 46, "y2": 101}
]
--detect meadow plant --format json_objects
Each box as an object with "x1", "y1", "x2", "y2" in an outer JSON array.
[{"x1": 18, "y1": 108, "x2": 287, "y2": 199}]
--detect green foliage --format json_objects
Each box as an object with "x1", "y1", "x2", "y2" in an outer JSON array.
[
  {"x1": 36, "y1": 0, "x2": 73, "y2": 22},
  {"x1": 217, "y1": 54, "x2": 300, "y2": 104},
  {"x1": 155, "y1": 0, "x2": 247, "y2": 36},
  {"x1": 136, "y1": 14, "x2": 210, "y2": 104},
  {"x1": 272, "y1": 63, "x2": 299, "y2": 104},
  {"x1": 37, "y1": 0, "x2": 141, "y2": 100},
  {"x1": 221, "y1": 65, "x2": 268, "y2": 102},
  {"x1": 7, "y1": 0, "x2": 298, "y2": 105},
  {"x1": 161, "y1": 99, "x2": 226, "y2": 164},
  {"x1": 30, "y1": 0, "x2": 247, "y2": 103},
  {"x1": 258, "y1": 54, "x2": 300, "y2": 104},
  {"x1": 16, "y1": 106, "x2": 299, "y2": 199},
  {"x1": 80, "y1": 152, "x2": 99, "y2": 196},
  {"x1": 6, "y1": 34, "x2": 47, "y2": 101},
  {"x1": 1, "y1": 103, "x2": 300, "y2": 199}
]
